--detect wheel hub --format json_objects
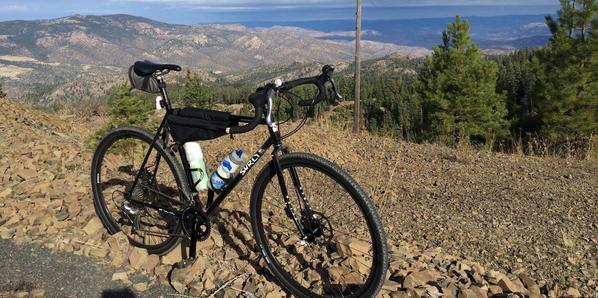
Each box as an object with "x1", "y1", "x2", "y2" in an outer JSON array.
[{"x1": 301, "y1": 211, "x2": 329, "y2": 243}]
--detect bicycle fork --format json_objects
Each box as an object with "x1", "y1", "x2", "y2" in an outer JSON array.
[{"x1": 274, "y1": 148, "x2": 320, "y2": 243}]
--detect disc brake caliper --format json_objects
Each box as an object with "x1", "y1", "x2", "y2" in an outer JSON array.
[{"x1": 300, "y1": 210, "x2": 325, "y2": 243}]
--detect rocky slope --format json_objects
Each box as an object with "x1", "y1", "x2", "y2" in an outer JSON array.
[{"x1": 0, "y1": 99, "x2": 595, "y2": 297}]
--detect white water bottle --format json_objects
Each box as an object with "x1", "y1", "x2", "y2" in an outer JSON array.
[
  {"x1": 155, "y1": 96, "x2": 163, "y2": 110},
  {"x1": 209, "y1": 149, "x2": 245, "y2": 191},
  {"x1": 184, "y1": 142, "x2": 209, "y2": 192}
]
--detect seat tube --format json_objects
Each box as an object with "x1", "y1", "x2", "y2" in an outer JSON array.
[
  {"x1": 127, "y1": 116, "x2": 168, "y2": 199},
  {"x1": 156, "y1": 75, "x2": 172, "y2": 112}
]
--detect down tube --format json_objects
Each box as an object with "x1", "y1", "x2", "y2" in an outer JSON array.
[{"x1": 206, "y1": 138, "x2": 273, "y2": 217}]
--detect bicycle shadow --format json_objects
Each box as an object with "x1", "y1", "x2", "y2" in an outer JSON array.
[
  {"x1": 208, "y1": 208, "x2": 355, "y2": 296},
  {"x1": 169, "y1": 207, "x2": 278, "y2": 284},
  {"x1": 212, "y1": 208, "x2": 275, "y2": 279},
  {"x1": 171, "y1": 206, "x2": 360, "y2": 296},
  {"x1": 101, "y1": 288, "x2": 136, "y2": 298}
]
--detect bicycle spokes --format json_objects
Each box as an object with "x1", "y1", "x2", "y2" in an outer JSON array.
[{"x1": 261, "y1": 164, "x2": 376, "y2": 296}]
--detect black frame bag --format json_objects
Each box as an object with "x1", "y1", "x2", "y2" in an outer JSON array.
[{"x1": 167, "y1": 108, "x2": 239, "y2": 143}]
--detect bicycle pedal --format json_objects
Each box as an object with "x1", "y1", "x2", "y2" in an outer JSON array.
[{"x1": 175, "y1": 257, "x2": 196, "y2": 269}]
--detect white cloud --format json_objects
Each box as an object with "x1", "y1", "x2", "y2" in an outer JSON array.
[{"x1": 0, "y1": 5, "x2": 28, "y2": 12}]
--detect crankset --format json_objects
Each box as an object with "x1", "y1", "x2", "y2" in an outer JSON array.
[
  {"x1": 181, "y1": 207, "x2": 211, "y2": 241},
  {"x1": 177, "y1": 207, "x2": 211, "y2": 269}
]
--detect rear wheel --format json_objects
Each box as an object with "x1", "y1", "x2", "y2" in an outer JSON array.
[
  {"x1": 250, "y1": 153, "x2": 388, "y2": 298},
  {"x1": 90, "y1": 126, "x2": 189, "y2": 255}
]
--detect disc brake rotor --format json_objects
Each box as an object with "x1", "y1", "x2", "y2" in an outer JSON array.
[{"x1": 301, "y1": 211, "x2": 332, "y2": 243}]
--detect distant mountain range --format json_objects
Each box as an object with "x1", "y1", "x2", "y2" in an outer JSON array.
[
  {"x1": 0, "y1": 13, "x2": 552, "y2": 73},
  {"x1": 0, "y1": 14, "x2": 409, "y2": 72},
  {"x1": 243, "y1": 14, "x2": 552, "y2": 53},
  {"x1": 0, "y1": 14, "x2": 424, "y2": 104},
  {"x1": 0, "y1": 13, "x2": 552, "y2": 105}
]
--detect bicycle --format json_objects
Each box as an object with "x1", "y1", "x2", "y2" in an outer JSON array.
[{"x1": 90, "y1": 60, "x2": 389, "y2": 297}]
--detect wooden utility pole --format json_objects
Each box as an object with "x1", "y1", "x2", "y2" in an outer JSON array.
[{"x1": 353, "y1": 0, "x2": 362, "y2": 133}]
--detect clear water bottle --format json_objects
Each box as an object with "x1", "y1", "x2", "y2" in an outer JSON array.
[
  {"x1": 209, "y1": 149, "x2": 245, "y2": 192},
  {"x1": 183, "y1": 142, "x2": 209, "y2": 192}
]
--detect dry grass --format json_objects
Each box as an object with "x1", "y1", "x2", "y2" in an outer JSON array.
[
  {"x1": 506, "y1": 133, "x2": 598, "y2": 160},
  {"x1": 325, "y1": 113, "x2": 598, "y2": 161},
  {"x1": 0, "y1": 55, "x2": 39, "y2": 63}
]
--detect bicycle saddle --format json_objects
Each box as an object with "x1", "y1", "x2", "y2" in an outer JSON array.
[{"x1": 133, "y1": 60, "x2": 182, "y2": 76}]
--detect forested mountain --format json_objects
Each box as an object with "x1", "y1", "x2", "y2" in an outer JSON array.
[
  {"x1": 0, "y1": 3, "x2": 595, "y2": 157},
  {"x1": 173, "y1": 1, "x2": 597, "y2": 158}
]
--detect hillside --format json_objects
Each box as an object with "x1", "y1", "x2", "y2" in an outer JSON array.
[
  {"x1": 0, "y1": 99, "x2": 596, "y2": 297},
  {"x1": 0, "y1": 50, "x2": 422, "y2": 107},
  {"x1": 224, "y1": 52, "x2": 422, "y2": 86},
  {"x1": 0, "y1": 14, "x2": 402, "y2": 71},
  {"x1": 0, "y1": 14, "x2": 418, "y2": 105}
]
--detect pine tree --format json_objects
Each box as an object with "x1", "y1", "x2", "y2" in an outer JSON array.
[
  {"x1": 532, "y1": 0, "x2": 598, "y2": 139},
  {"x1": 107, "y1": 83, "x2": 150, "y2": 128},
  {"x1": 495, "y1": 49, "x2": 539, "y2": 133},
  {"x1": 414, "y1": 16, "x2": 508, "y2": 145},
  {"x1": 88, "y1": 83, "x2": 151, "y2": 149},
  {"x1": 181, "y1": 70, "x2": 211, "y2": 108}
]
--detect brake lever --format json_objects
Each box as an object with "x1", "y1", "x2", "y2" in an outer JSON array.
[
  {"x1": 322, "y1": 65, "x2": 342, "y2": 103},
  {"x1": 329, "y1": 78, "x2": 343, "y2": 103}
]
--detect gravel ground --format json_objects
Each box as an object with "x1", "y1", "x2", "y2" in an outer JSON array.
[
  {"x1": 180, "y1": 121, "x2": 598, "y2": 295},
  {"x1": 275, "y1": 129, "x2": 598, "y2": 296},
  {"x1": 0, "y1": 240, "x2": 176, "y2": 298},
  {"x1": 2, "y1": 100, "x2": 596, "y2": 296},
  {"x1": 366, "y1": 143, "x2": 598, "y2": 295}
]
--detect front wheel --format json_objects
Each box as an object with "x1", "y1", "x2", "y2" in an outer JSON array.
[{"x1": 250, "y1": 153, "x2": 388, "y2": 298}]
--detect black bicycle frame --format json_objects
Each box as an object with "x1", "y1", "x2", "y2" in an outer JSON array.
[
  {"x1": 126, "y1": 119, "x2": 293, "y2": 220},
  {"x1": 124, "y1": 76, "x2": 315, "y2": 256}
]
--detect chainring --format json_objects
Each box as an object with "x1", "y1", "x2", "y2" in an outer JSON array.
[{"x1": 181, "y1": 207, "x2": 211, "y2": 241}]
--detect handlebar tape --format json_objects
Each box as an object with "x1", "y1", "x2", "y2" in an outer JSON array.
[
  {"x1": 281, "y1": 76, "x2": 318, "y2": 91},
  {"x1": 227, "y1": 105, "x2": 264, "y2": 134},
  {"x1": 297, "y1": 75, "x2": 328, "y2": 107}
]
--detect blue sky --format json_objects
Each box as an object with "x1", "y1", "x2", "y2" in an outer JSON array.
[{"x1": 0, "y1": 0, "x2": 559, "y2": 23}]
